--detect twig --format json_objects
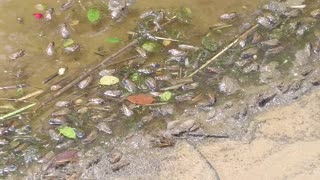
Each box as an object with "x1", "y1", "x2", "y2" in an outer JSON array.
[
  {"x1": 0, "y1": 84, "x2": 26, "y2": 90},
  {"x1": 17, "y1": 90, "x2": 44, "y2": 101},
  {"x1": 142, "y1": 102, "x2": 168, "y2": 106},
  {"x1": 160, "y1": 77, "x2": 193, "y2": 91},
  {"x1": 185, "y1": 132, "x2": 229, "y2": 138},
  {"x1": 106, "y1": 55, "x2": 142, "y2": 67},
  {"x1": 0, "y1": 103, "x2": 36, "y2": 121},
  {"x1": 154, "y1": 36, "x2": 183, "y2": 42},
  {"x1": 37, "y1": 40, "x2": 138, "y2": 111},
  {"x1": 42, "y1": 72, "x2": 59, "y2": 84},
  {"x1": 160, "y1": 83, "x2": 188, "y2": 91},
  {"x1": 0, "y1": 98, "x2": 20, "y2": 102},
  {"x1": 290, "y1": 5, "x2": 306, "y2": 9},
  {"x1": 185, "y1": 140, "x2": 221, "y2": 180},
  {"x1": 209, "y1": 24, "x2": 233, "y2": 31},
  {"x1": 187, "y1": 24, "x2": 259, "y2": 77}
]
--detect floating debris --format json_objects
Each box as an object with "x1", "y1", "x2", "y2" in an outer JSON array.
[
  {"x1": 61, "y1": 0, "x2": 74, "y2": 11},
  {"x1": 220, "y1": 12, "x2": 238, "y2": 20},
  {"x1": 46, "y1": 42, "x2": 55, "y2": 56},
  {"x1": 45, "y1": 8, "x2": 55, "y2": 21},
  {"x1": 64, "y1": 44, "x2": 80, "y2": 53},
  {"x1": 9, "y1": 50, "x2": 25, "y2": 60},
  {"x1": 60, "y1": 23, "x2": 70, "y2": 39},
  {"x1": 78, "y1": 76, "x2": 92, "y2": 89}
]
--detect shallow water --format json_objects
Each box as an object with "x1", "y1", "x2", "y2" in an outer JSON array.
[{"x1": 0, "y1": 0, "x2": 277, "y2": 176}]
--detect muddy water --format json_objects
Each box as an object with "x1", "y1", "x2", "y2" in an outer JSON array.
[
  {"x1": 0, "y1": 0, "x2": 265, "y2": 95},
  {"x1": 0, "y1": 1, "x2": 266, "y2": 135},
  {"x1": 0, "y1": 0, "x2": 269, "y2": 177}
]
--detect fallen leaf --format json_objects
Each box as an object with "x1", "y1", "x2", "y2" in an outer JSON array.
[
  {"x1": 33, "y1": 13, "x2": 44, "y2": 20},
  {"x1": 58, "y1": 126, "x2": 76, "y2": 139},
  {"x1": 87, "y1": 8, "x2": 100, "y2": 23},
  {"x1": 160, "y1": 91, "x2": 172, "y2": 101},
  {"x1": 130, "y1": 72, "x2": 141, "y2": 82},
  {"x1": 35, "y1": 4, "x2": 47, "y2": 11},
  {"x1": 63, "y1": 39, "x2": 74, "y2": 47},
  {"x1": 162, "y1": 39, "x2": 171, "y2": 46},
  {"x1": 53, "y1": 150, "x2": 78, "y2": 165},
  {"x1": 106, "y1": 37, "x2": 121, "y2": 43},
  {"x1": 142, "y1": 41, "x2": 161, "y2": 52},
  {"x1": 127, "y1": 94, "x2": 155, "y2": 105},
  {"x1": 99, "y1": 76, "x2": 119, "y2": 85}
]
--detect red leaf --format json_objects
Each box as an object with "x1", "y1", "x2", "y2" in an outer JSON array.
[
  {"x1": 127, "y1": 94, "x2": 155, "y2": 105},
  {"x1": 33, "y1": 13, "x2": 43, "y2": 20}
]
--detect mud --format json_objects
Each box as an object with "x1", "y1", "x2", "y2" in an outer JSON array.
[{"x1": 23, "y1": 87, "x2": 319, "y2": 180}]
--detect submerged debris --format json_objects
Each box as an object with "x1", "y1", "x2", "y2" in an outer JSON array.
[
  {"x1": 2, "y1": 0, "x2": 320, "y2": 177},
  {"x1": 9, "y1": 49, "x2": 25, "y2": 60},
  {"x1": 61, "y1": 0, "x2": 74, "y2": 11},
  {"x1": 220, "y1": 12, "x2": 238, "y2": 20},
  {"x1": 60, "y1": 23, "x2": 70, "y2": 39},
  {"x1": 108, "y1": 0, "x2": 135, "y2": 21},
  {"x1": 45, "y1": 8, "x2": 55, "y2": 21},
  {"x1": 46, "y1": 42, "x2": 55, "y2": 56}
]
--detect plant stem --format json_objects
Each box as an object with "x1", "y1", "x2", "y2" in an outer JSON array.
[{"x1": 0, "y1": 103, "x2": 36, "y2": 121}]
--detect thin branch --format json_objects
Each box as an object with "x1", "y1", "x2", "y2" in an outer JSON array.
[
  {"x1": 17, "y1": 90, "x2": 44, "y2": 101},
  {"x1": 0, "y1": 84, "x2": 27, "y2": 90},
  {"x1": 187, "y1": 24, "x2": 259, "y2": 77},
  {"x1": 0, "y1": 103, "x2": 36, "y2": 121},
  {"x1": 185, "y1": 132, "x2": 229, "y2": 138}
]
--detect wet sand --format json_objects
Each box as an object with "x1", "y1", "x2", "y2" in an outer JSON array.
[{"x1": 77, "y1": 88, "x2": 320, "y2": 180}]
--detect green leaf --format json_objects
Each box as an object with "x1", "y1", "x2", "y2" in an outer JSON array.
[
  {"x1": 160, "y1": 91, "x2": 172, "y2": 102},
  {"x1": 63, "y1": 39, "x2": 74, "y2": 47},
  {"x1": 181, "y1": 7, "x2": 192, "y2": 17},
  {"x1": 201, "y1": 35, "x2": 217, "y2": 52},
  {"x1": 35, "y1": 4, "x2": 47, "y2": 11},
  {"x1": 58, "y1": 126, "x2": 76, "y2": 139},
  {"x1": 16, "y1": 88, "x2": 24, "y2": 97},
  {"x1": 177, "y1": 7, "x2": 192, "y2": 23},
  {"x1": 87, "y1": 8, "x2": 100, "y2": 23},
  {"x1": 106, "y1": 37, "x2": 121, "y2": 43},
  {"x1": 99, "y1": 76, "x2": 119, "y2": 85},
  {"x1": 130, "y1": 73, "x2": 141, "y2": 82},
  {"x1": 142, "y1": 41, "x2": 161, "y2": 52}
]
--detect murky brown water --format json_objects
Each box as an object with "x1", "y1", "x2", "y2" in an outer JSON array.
[
  {"x1": 0, "y1": 0, "x2": 265, "y2": 93},
  {"x1": 0, "y1": 0, "x2": 269, "y2": 177},
  {"x1": 0, "y1": 0, "x2": 266, "y2": 134}
]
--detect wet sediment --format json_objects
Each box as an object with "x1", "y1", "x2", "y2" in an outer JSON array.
[{"x1": 1, "y1": 0, "x2": 320, "y2": 179}]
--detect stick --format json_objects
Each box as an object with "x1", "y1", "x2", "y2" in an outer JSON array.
[
  {"x1": 209, "y1": 24, "x2": 233, "y2": 31},
  {"x1": 185, "y1": 141, "x2": 221, "y2": 180},
  {"x1": 105, "y1": 55, "x2": 141, "y2": 67},
  {"x1": 0, "y1": 84, "x2": 27, "y2": 90},
  {"x1": 160, "y1": 83, "x2": 188, "y2": 91},
  {"x1": 185, "y1": 133, "x2": 229, "y2": 138},
  {"x1": 17, "y1": 90, "x2": 44, "y2": 101},
  {"x1": 142, "y1": 102, "x2": 168, "y2": 106},
  {"x1": 187, "y1": 24, "x2": 259, "y2": 78},
  {"x1": 160, "y1": 77, "x2": 193, "y2": 91},
  {"x1": 0, "y1": 103, "x2": 36, "y2": 121},
  {"x1": 38, "y1": 40, "x2": 138, "y2": 110},
  {"x1": 154, "y1": 36, "x2": 183, "y2": 42}
]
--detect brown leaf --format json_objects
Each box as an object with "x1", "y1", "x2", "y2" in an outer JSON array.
[
  {"x1": 53, "y1": 150, "x2": 78, "y2": 165},
  {"x1": 127, "y1": 94, "x2": 155, "y2": 105}
]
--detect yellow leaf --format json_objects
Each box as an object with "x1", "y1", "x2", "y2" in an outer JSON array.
[{"x1": 99, "y1": 76, "x2": 119, "y2": 86}]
